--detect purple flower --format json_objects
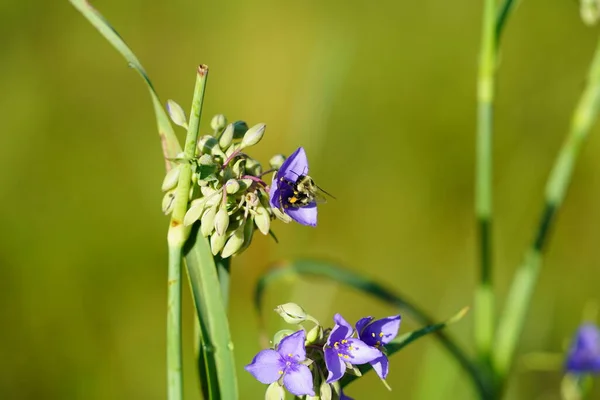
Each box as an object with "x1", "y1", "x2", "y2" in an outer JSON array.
[
  {"x1": 356, "y1": 315, "x2": 401, "y2": 379},
  {"x1": 324, "y1": 314, "x2": 383, "y2": 383},
  {"x1": 245, "y1": 330, "x2": 315, "y2": 396},
  {"x1": 269, "y1": 147, "x2": 317, "y2": 227},
  {"x1": 566, "y1": 323, "x2": 600, "y2": 374}
]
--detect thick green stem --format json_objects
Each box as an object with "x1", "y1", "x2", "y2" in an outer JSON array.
[
  {"x1": 475, "y1": 0, "x2": 497, "y2": 365},
  {"x1": 166, "y1": 65, "x2": 209, "y2": 400},
  {"x1": 493, "y1": 36, "x2": 600, "y2": 382}
]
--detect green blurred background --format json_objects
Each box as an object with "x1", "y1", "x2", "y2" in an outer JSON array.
[{"x1": 2, "y1": 0, "x2": 600, "y2": 398}]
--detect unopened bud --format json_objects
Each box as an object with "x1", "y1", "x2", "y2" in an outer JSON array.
[
  {"x1": 162, "y1": 190, "x2": 176, "y2": 215},
  {"x1": 166, "y1": 100, "x2": 187, "y2": 128},
  {"x1": 221, "y1": 223, "x2": 245, "y2": 258},
  {"x1": 198, "y1": 135, "x2": 225, "y2": 159},
  {"x1": 232, "y1": 120, "x2": 249, "y2": 139},
  {"x1": 184, "y1": 198, "x2": 206, "y2": 226},
  {"x1": 210, "y1": 114, "x2": 227, "y2": 131},
  {"x1": 214, "y1": 208, "x2": 229, "y2": 236},
  {"x1": 320, "y1": 381, "x2": 332, "y2": 400},
  {"x1": 275, "y1": 303, "x2": 307, "y2": 324},
  {"x1": 161, "y1": 165, "x2": 181, "y2": 192},
  {"x1": 225, "y1": 179, "x2": 240, "y2": 194},
  {"x1": 200, "y1": 206, "x2": 217, "y2": 237},
  {"x1": 272, "y1": 207, "x2": 292, "y2": 223},
  {"x1": 219, "y1": 123, "x2": 235, "y2": 149},
  {"x1": 306, "y1": 325, "x2": 323, "y2": 344},
  {"x1": 210, "y1": 232, "x2": 227, "y2": 255},
  {"x1": 198, "y1": 154, "x2": 214, "y2": 166},
  {"x1": 241, "y1": 123, "x2": 266, "y2": 148},
  {"x1": 269, "y1": 154, "x2": 286, "y2": 170},
  {"x1": 232, "y1": 158, "x2": 246, "y2": 177},
  {"x1": 245, "y1": 158, "x2": 263, "y2": 176},
  {"x1": 265, "y1": 382, "x2": 284, "y2": 400},
  {"x1": 272, "y1": 329, "x2": 296, "y2": 347},
  {"x1": 254, "y1": 205, "x2": 271, "y2": 235}
]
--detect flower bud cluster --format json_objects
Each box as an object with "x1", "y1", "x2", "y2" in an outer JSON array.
[
  {"x1": 245, "y1": 303, "x2": 402, "y2": 399},
  {"x1": 162, "y1": 104, "x2": 283, "y2": 258}
]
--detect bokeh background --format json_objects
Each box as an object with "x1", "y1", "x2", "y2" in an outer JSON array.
[{"x1": 2, "y1": 0, "x2": 600, "y2": 398}]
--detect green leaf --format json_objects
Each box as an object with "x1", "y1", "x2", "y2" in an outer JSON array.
[
  {"x1": 339, "y1": 307, "x2": 470, "y2": 388},
  {"x1": 69, "y1": 0, "x2": 182, "y2": 170},
  {"x1": 254, "y1": 259, "x2": 490, "y2": 398},
  {"x1": 184, "y1": 223, "x2": 238, "y2": 399}
]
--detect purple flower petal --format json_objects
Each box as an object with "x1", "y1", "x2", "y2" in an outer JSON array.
[
  {"x1": 286, "y1": 204, "x2": 317, "y2": 227},
  {"x1": 370, "y1": 354, "x2": 389, "y2": 379},
  {"x1": 566, "y1": 324, "x2": 600, "y2": 374},
  {"x1": 279, "y1": 147, "x2": 309, "y2": 182},
  {"x1": 355, "y1": 316, "x2": 373, "y2": 336},
  {"x1": 244, "y1": 349, "x2": 283, "y2": 384},
  {"x1": 277, "y1": 330, "x2": 306, "y2": 360},
  {"x1": 324, "y1": 348, "x2": 346, "y2": 383},
  {"x1": 344, "y1": 338, "x2": 383, "y2": 364},
  {"x1": 327, "y1": 314, "x2": 353, "y2": 345},
  {"x1": 360, "y1": 315, "x2": 401, "y2": 346},
  {"x1": 268, "y1": 176, "x2": 281, "y2": 209},
  {"x1": 282, "y1": 364, "x2": 315, "y2": 396}
]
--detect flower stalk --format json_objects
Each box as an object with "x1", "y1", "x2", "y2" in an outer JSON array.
[
  {"x1": 493, "y1": 35, "x2": 600, "y2": 384},
  {"x1": 166, "y1": 65, "x2": 209, "y2": 400}
]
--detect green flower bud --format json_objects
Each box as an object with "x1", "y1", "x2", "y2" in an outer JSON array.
[
  {"x1": 197, "y1": 135, "x2": 226, "y2": 159},
  {"x1": 210, "y1": 232, "x2": 227, "y2": 255},
  {"x1": 320, "y1": 381, "x2": 332, "y2": 400},
  {"x1": 219, "y1": 123, "x2": 235, "y2": 149},
  {"x1": 162, "y1": 190, "x2": 176, "y2": 215},
  {"x1": 198, "y1": 154, "x2": 214, "y2": 166},
  {"x1": 275, "y1": 303, "x2": 307, "y2": 324},
  {"x1": 232, "y1": 158, "x2": 246, "y2": 177},
  {"x1": 210, "y1": 114, "x2": 227, "y2": 131},
  {"x1": 245, "y1": 158, "x2": 263, "y2": 176},
  {"x1": 200, "y1": 206, "x2": 217, "y2": 237},
  {"x1": 214, "y1": 207, "x2": 229, "y2": 236},
  {"x1": 241, "y1": 123, "x2": 266, "y2": 148},
  {"x1": 225, "y1": 179, "x2": 240, "y2": 194},
  {"x1": 221, "y1": 222, "x2": 245, "y2": 258},
  {"x1": 306, "y1": 324, "x2": 323, "y2": 344},
  {"x1": 254, "y1": 205, "x2": 271, "y2": 235},
  {"x1": 184, "y1": 198, "x2": 206, "y2": 226},
  {"x1": 265, "y1": 382, "x2": 284, "y2": 400},
  {"x1": 269, "y1": 154, "x2": 286, "y2": 170},
  {"x1": 272, "y1": 206, "x2": 292, "y2": 223},
  {"x1": 581, "y1": 0, "x2": 600, "y2": 25},
  {"x1": 232, "y1": 120, "x2": 249, "y2": 139},
  {"x1": 272, "y1": 329, "x2": 296, "y2": 347},
  {"x1": 161, "y1": 165, "x2": 181, "y2": 192},
  {"x1": 166, "y1": 99, "x2": 187, "y2": 128}
]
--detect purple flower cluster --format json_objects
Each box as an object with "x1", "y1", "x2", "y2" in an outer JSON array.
[
  {"x1": 245, "y1": 312, "x2": 401, "y2": 398},
  {"x1": 565, "y1": 323, "x2": 600, "y2": 374}
]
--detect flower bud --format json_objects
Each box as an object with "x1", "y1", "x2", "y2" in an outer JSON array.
[
  {"x1": 210, "y1": 232, "x2": 227, "y2": 255},
  {"x1": 306, "y1": 325, "x2": 323, "y2": 344},
  {"x1": 254, "y1": 205, "x2": 270, "y2": 235},
  {"x1": 221, "y1": 222, "x2": 245, "y2": 258},
  {"x1": 197, "y1": 135, "x2": 226, "y2": 159},
  {"x1": 272, "y1": 207, "x2": 292, "y2": 223},
  {"x1": 272, "y1": 329, "x2": 296, "y2": 347},
  {"x1": 198, "y1": 154, "x2": 214, "y2": 166},
  {"x1": 232, "y1": 158, "x2": 246, "y2": 177},
  {"x1": 265, "y1": 382, "x2": 284, "y2": 400},
  {"x1": 320, "y1": 381, "x2": 332, "y2": 400},
  {"x1": 200, "y1": 206, "x2": 217, "y2": 237},
  {"x1": 581, "y1": 0, "x2": 600, "y2": 25},
  {"x1": 225, "y1": 179, "x2": 240, "y2": 194},
  {"x1": 184, "y1": 198, "x2": 206, "y2": 226},
  {"x1": 161, "y1": 165, "x2": 181, "y2": 192},
  {"x1": 214, "y1": 207, "x2": 229, "y2": 236},
  {"x1": 269, "y1": 154, "x2": 286, "y2": 170},
  {"x1": 245, "y1": 158, "x2": 263, "y2": 176},
  {"x1": 275, "y1": 303, "x2": 307, "y2": 324},
  {"x1": 241, "y1": 123, "x2": 266, "y2": 148},
  {"x1": 232, "y1": 120, "x2": 249, "y2": 139},
  {"x1": 166, "y1": 99, "x2": 187, "y2": 128},
  {"x1": 219, "y1": 123, "x2": 235, "y2": 149},
  {"x1": 162, "y1": 190, "x2": 176, "y2": 215},
  {"x1": 210, "y1": 114, "x2": 227, "y2": 131}
]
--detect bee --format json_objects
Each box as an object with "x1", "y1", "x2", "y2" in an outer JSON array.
[{"x1": 279, "y1": 174, "x2": 335, "y2": 209}]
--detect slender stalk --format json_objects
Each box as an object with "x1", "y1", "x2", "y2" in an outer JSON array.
[
  {"x1": 166, "y1": 65, "x2": 209, "y2": 400},
  {"x1": 493, "y1": 36, "x2": 600, "y2": 383},
  {"x1": 474, "y1": 0, "x2": 497, "y2": 366}
]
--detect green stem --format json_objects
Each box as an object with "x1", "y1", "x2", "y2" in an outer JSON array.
[
  {"x1": 493, "y1": 36, "x2": 600, "y2": 383},
  {"x1": 474, "y1": 0, "x2": 497, "y2": 367},
  {"x1": 215, "y1": 256, "x2": 231, "y2": 310},
  {"x1": 166, "y1": 65, "x2": 209, "y2": 400},
  {"x1": 495, "y1": 0, "x2": 517, "y2": 45}
]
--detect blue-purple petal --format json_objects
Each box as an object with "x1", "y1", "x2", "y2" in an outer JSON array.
[
  {"x1": 279, "y1": 147, "x2": 309, "y2": 182},
  {"x1": 566, "y1": 324, "x2": 600, "y2": 374},
  {"x1": 286, "y1": 203, "x2": 317, "y2": 227},
  {"x1": 370, "y1": 354, "x2": 389, "y2": 379},
  {"x1": 283, "y1": 364, "x2": 315, "y2": 396},
  {"x1": 327, "y1": 314, "x2": 353, "y2": 345},
  {"x1": 268, "y1": 175, "x2": 281, "y2": 209},
  {"x1": 245, "y1": 349, "x2": 283, "y2": 384},
  {"x1": 324, "y1": 348, "x2": 346, "y2": 383},
  {"x1": 355, "y1": 316, "x2": 373, "y2": 336},
  {"x1": 361, "y1": 315, "x2": 401, "y2": 346},
  {"x1": 345, "y1": 338, "x2": 383, "y2": 364},
  {"x1": 277, "y1": 330, "x2": 306, "y2": 360}
]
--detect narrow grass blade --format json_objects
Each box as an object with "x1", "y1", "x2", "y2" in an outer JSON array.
[
  {"x1": 254, "y1": 259, "x2": 491, "y2": 398},
  {"x1": 184, "y1": 223, "x2": 238, "y2": 399},
  {"x1": 69, "y1": 0, "x2": 182, "y2": 170},
  {"x1": 339, "y1": 307, "x2": 470, "y2": 388}
]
